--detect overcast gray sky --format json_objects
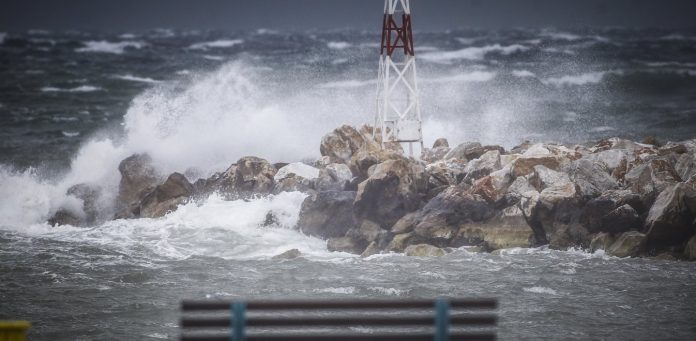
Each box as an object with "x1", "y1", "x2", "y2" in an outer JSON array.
[{"x1": 2, "y1": 0, "x2": 695, "y2": 32}]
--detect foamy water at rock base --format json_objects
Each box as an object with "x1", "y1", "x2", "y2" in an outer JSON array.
[{"x1": 1, "y1": 28, "x2": 696, "y2": 340}]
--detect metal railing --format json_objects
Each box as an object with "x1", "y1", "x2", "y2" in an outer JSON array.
[{"x1": 180, "y1": 298, "x2": 498, "y2": 341}]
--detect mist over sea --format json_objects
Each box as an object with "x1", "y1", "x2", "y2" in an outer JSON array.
[{"x1": 1, "y1": 27, "x2": 696, "y2": 340}]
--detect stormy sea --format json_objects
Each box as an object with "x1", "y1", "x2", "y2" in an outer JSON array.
[{"x1": 1, "y1": 27, "x2": 696, "y2": 340}]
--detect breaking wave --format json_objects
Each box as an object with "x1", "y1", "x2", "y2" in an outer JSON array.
[
  {"x1": 420, "y1": 44, "x2": 528, "y2": 62},
  {"x1": 76, "y1": 40, "x2": 147, "y2": 54},
  {"x1": 188, "y1": 39, "x2": 243, "y2": 50},
  {"x1": 41, "y1": 85, "x2": 104, "y2": 92}
]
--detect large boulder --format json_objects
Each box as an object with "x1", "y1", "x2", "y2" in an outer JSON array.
[
  {"x1": 413, "y1": 185, "x2": 494, "y2": 247},
  {"x1": 607, "y1": 231, "x2": 646, "y2": 257},
  {"x1": 57, "y1": 183, "x2": 102, "y2": 225},
  {"x1": 599, "y1": 204, "x2": 642, "y2": 234},
  {"x1": 455, "y1": 205, "x2": 536, "y2": 250},
  {"x1": 463, "y1": 150, "x2": 502, "y2": 183},
  {"x1": 273, "y1": 163, "x2": 320, "y2": 194},
  {"x1": 354, "y1": 159, "x2": 425, "y2": 229},
  {"x1": 675, "y1": 152, "x2": 696, "y2": 181},
  {"x1": 320, "y1": 125, "x2": 379, "y2": 164},
  {"x1": 512, "y1": 153, "x2": 560, "y2": 177},
  {"x1": 582, "y1": 190, "x2": 646, "y2": 233},
  {"x1": 117, "y1": 154, "x2": 163, "y2": 206},
  {"x1": 139, "y1": 173, "x2": 193, "y2": 218},
  {"x1": 443, "y1": 142, "x2": 483, "y2": 161},
  {"x1": 549, "y1": 224, "x2": 591, "y2": 250},
  {"x1": 567, "y1": 159, "x2": 618, "y2": 198},
  {"x1": 234, "y1": 156, "x2": 277, "y2": 196},
  {"x1": 297, "y1": 191, "x2": 358, "y2": 239},
  {"x1": 644, "y1": 183, "x2": 696, "y2": 249},
  {"x1": 192, "y1": 164, "x2": 238, "y2": 199},
  {"x1": 586, "y1": 149, "x2": 631, "y2": 172},
  {"x1": 625, "y1": 159, "x2": 681, "y2": 201},
  {"x1": 421, "y1": 138, "x2": 451, "y2": 163},
  {"x1": 314, "y1": 163, "x2": 353, "y2": 191}
]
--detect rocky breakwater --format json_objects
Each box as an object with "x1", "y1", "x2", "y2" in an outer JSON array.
[{"x1": 47, "y1": 124, "x2": 696, "y2": 260}]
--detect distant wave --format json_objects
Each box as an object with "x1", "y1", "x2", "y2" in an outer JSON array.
[
  {"x1": 456, "y1": 37, "x2": 480, "y2": 45},
  {"x1": 188, "y1": 39, "x2": 243, "y2": 50},
  {"x1": 76, "y1": 40, "x2": 146, "y2": 54},
  {"x1": 318, "y1": 79, "x2": 376, "y2": 89},
  {"x1": 114, "y1": 74, "x2": 162, "y2": 84},
  {"x1": 62, "y1": 131, "x2": 80, "y2": 137},
  {"x1": 420, "y1": 44, "x2": 528, "y2": 62},
  {"x1": 255, "y1": 28, "x2": 279, "y2": 35},
  {"x1": 590, "y1": 126, "x2": 616, "y2": 133},
  {"x1": 119, "y1": 33, "x2": 137, "y2": 39},
  {"x1": 327, "y1": 41, "x2": 351, "y2": 50},
  {"x1": 423, "y1": 71, "x2": 497, "y2": 83},
  {"x1": 543, "y1": 71, "x2": 607, "y2": 86},
  {"x1": 203, "y1": 55, "x2": 224, "y2": 61},
  {"x1": 512, "y1": 70, "x2": 536, "y2": 78},
  {"x1": 639, "y1": 60, "x2": 696, "y2": 68},
  {"x1": 542, "y1": 31, "x2": 582, "y2": 41},
  {"x1": 660, "y1": 34, "x2": 696, "y2": 41},
  {"x1": 41, "y1": 85, "x2": 103, "y2": 93},
  {"x1": 0, "y1": 32, "x2": 6, "y2": 45}
]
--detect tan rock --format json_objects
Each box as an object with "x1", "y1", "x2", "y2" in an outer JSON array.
[
  {"x1": 607, "y1": 231, "x2": 646, "y2": 257},
  {"x1": 404, "y1": 244, "x2": 447, "y2": 257}
]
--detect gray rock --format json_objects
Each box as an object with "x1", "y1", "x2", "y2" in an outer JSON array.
[
  {"x1": 443, "y1": 142, "x2": 483, "y2": 161},
  {"x1": 463, "y1": 150, "x2": 502, "y2": 182},
  {"x1": 354, "y1": 159, "x2": 425, "y2": 229},
  {"x1": 139, "y1": 172, "x2": 193, "y2": 218},
  {"x1": 607, "y1": 231, "x2": 646, "y2": 257},
  {"x1": 568, "y1": 159, "x2": 618, "y2": 198},
  {"x1": 599, "y1": 204, "x2": 642, "y2": 234},
  {"x1": 549, "y1": 224, "x2": 591, "y2": 250},
  {"x1": 644, "y1": 183, "x2": 696, "y2": 249},
  {"x1": 675, "y1": 152, "x2": 696, "y2": 181},
  {"x1": 625, "y1": 159, "x2": 681, "y2": 199},
  {"x1": 66, "y1": 183, "x2": 102, "y2": 225},
  {"x1": 117, "y1": 153, "x2": 162, "y2": 207},
  {"x1": 48, "y1": 209, "x2": 82, "y2": 227},
  {"x1": 582, "y1": 190, "x2": 646, "y2": 233},
  {"x1": 298, "y1": 191, "x2": 358, "y2": 239}
]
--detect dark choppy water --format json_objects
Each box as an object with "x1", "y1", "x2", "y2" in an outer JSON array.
[{"x1": 1, "y1": 27, "x2": 696, "y2": 340}]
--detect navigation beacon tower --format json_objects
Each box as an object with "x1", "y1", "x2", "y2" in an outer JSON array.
[{"x1": 374, "y1": 0, "x2": 424, "y2": 156}]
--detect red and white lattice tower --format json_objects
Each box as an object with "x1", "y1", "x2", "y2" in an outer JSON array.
[{"x1": 374, "y1": 0, "x2": 423, "y2": 155}]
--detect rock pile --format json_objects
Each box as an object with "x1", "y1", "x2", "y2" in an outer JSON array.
[{"x1": 47, "y1": 124, "x2": 696, "y2": 260}]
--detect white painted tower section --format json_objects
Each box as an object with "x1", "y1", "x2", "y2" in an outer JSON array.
[{"x1": 374, "y1": 0, "x2": 424, "y2": 156}]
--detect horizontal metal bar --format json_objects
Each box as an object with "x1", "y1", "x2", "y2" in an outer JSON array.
[
  {"x1": 181, "y1": 332, "x2": 496, "y2": 341},
  {"x1": 181, "y1": 315, "x2": 497, "y2": 328},
  {"x1": 182, "y1": 299, "x2": 497, "y2": 311}
]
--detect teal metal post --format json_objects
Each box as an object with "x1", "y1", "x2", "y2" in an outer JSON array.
[
  {"x1": 231, "y1": 302, "x2": 246, "y2": 341},
  {"x1": 434, "y1": 298, "x2": 450, "y2": 341}
]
